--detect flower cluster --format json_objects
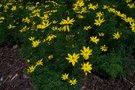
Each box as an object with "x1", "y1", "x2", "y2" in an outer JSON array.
[
  {"x1": 61, "y1": 73, "x2": 77, "y2": 86},
  {"x1": 65, "y1": 46, "x2": 93, "y2": 78},
  {"x1": 103, "y1": 5, "x2": 135, "y2": 32},
  {"x1": 59, "y1": 17, "x2": 75, "y2": 32},
  {"x1": 27, "y1": 59, "x2": 43, "y2": 73},
  {"x1": 0, "y1": 0, "x2": 135, "y2": 88},
  {"x1": 125, "y1": 0, "x2": 135, "y2": 8},
  {"x1": 94, "y1": 12, "x2": 105, "y2": 26}
]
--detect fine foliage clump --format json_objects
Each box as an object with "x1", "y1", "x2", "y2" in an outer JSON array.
[{"x1": 0, "y1": 0, "x2": 135, "y2": 89}]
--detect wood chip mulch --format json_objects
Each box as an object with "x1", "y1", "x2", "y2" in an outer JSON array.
[
  {"x1": 0, "y1": 46, "x2": 33, "y2": 90},
  {"x1": 81, "y1": 73, "x2": 135, "y2": 90}
]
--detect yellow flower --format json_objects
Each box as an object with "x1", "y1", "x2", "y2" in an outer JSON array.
[
  {"x1": 60, "y1": 17, "x2": 75, "y2": 25},
  {"x1": 108, "y1": 8, "x2": 115, "y2": 13},
  {"x1": 11, "y1": 6, "x2": 16, "y2": 11},
  {"x1": 113, "y1": 32, "x2": 121, "y2": 40},
  {"x1": 73, "y1": 0, "x2": 84, "y2": 12},
  {"x1": 36, "y1": 59, "x2": 43, "y2": 66},
  {"x1": 90, "y1": 36, "x2": 100, "y2": 44},
  {"x1": 131, "y1": 23, "x2": 135, "y2": 32},
  {"x1": 76, "y1": 14, "x2": 84, "y2": 19},
  {"x1": 79, "y1": 7, "x2": 88, "y2": 14},
  {"x1": 52, "y1": 26, "x2": 60, "y2": 31},
  {"x1": 4, "y1": 5, "x2": 9, "y2": 12},
  {"x1": 0, "y1": 17, "x2": 5, "y2": 20},
  {"x1": 88, "y1": 3, "x2": 98, "y2": 10},
  {"x1": 27, "y1": 65, "x2": 36, "y2": 73},
  {"x1": 37, "y1": 24, "x2": 45, "y2": 29},
  {"x1": 36, "y1": 2, "x2": 40, "y2": 5},
  {"x1": 41, "y1": 14, "x2": 49, "y2": 20},
  {"x1": 119, "y1": 14, "x2": 126, "y2": 19},
  {"x1": 0, "y1": 4, "x2": 2, "y2": 8},
  {"x1": 125, "y1": 0, "x2": 132, "y2": 3},
  {"x1": 94, "y1": 18, "x2": 105, "y2": 26},
  {"x1": 22, "y1": 17, "x2": 30, "y2": 23},
  {"x1": 32, "y1": 9, "x2": 41, "y2": 17},
  {"x1": 32, "y1": 40, "x2": 41, "y2": 48},
  {"x1": 124, "y1": 17, "x2": 134, "y2": 24},
  {"x1": 83, "y1": 25, "x2": 91, "y2": 30},
  {"x1": 103, "y1": 5, "x2": 109, "y2": 9},
  {"x1": 127, "y1": 3, "x2": 135, "y2": 9},
  {"x1": 48, "y1": 54, "x2": 53, "y2": 60},
  {"x1": 100, "y1": 45, "x2": 108, "y2": 52},
  {"x1": 20, "y1": 26, "x2": 29, "y2": 32},
  {"x1": 80, "y1": 46, "x2": 92, "y2": 60},
  {"x1": 81, "y1": 62, "x2": 92, "y2": 75},
  {"x1": 98, "y1": 32, "x2": 104, "y2": 37},
  {"x1": 66, "y1": 53, "x2": 80, "y2": 66},
  {"x1": 37, "y1": 21, "x2": 50, "y2": 29},
  {"x1": 96, "y1": 12, "x2": 104, "y2": 18},
  {"x1": 29, "y1": 37, "x2": 35, "y2": 41},
  {"x1": 0, "y1": 17, "x2": 5, "y2": 23},
  {"x1": 7, "y1": 3, "x2": 12, "y2": 6},
  {"x1": 76, "y1": 0, "x2": 85, "y2": 7},
  {"x1": 26, "y1": 59, "x2": 30, "y2": 63},
  {"x1": 52, "y1": 20, "x2": 57, "y2": 24},
  {"x1": 62, "y1": 25, "x2": 70, "y2": 32},
  {"x1": 44, "y1": 34, "x2": 56, "y2": 42},
  {"x1": 61, "y1": 73, "x2": 69, "y2": 80},
  {"x1": 8, "y1": 24, "x2": 16, "y2": 29},
  {"x1": 69, "y1": 78, "x2": 77, "y2": 85},
  {"x1": 59, "y1": 17, "x2": 75, "y2": 32}
]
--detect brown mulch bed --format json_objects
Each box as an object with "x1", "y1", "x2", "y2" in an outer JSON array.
[
  {"x1": 0, "y1": 46, "x2": 135, "y2": 90},
  {"x1": 81, "y1": 73, "x2": 135, "y2": 90},
  {"x1": 0, "y1": 46, "x2": 33, "y2": 90}
]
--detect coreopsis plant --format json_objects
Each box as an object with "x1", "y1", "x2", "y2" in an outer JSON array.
[{"x1": 0, "y1": 0, "x2": 135, "y2": 89}]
